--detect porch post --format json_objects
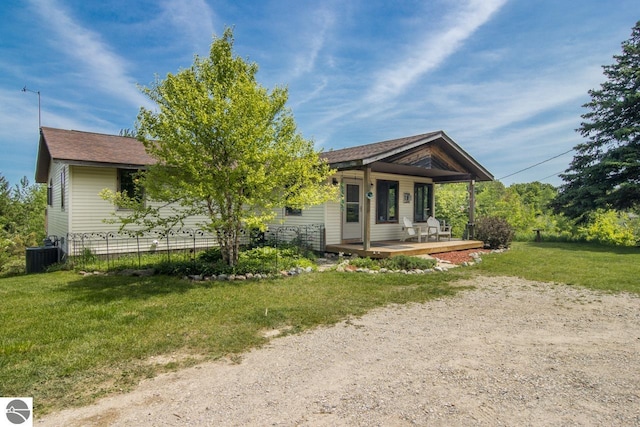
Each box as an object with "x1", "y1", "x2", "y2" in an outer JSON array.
[
  {"x1": 363, "y1": 166, "x2": 371, "y2": 250},
  {"x1": 467, "y1": 178, "x2": 475, "y2": 240}
]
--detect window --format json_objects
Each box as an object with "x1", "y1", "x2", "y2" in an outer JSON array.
[
  {"x1": 376, "y1": 180, "x2": 399, "y2": 223},
  {"x1": 47, "y1": 179, "x2": 53, "y2": 206},
  {"x1": 345, "y1": 183, "x2": 360, "y2": 223},
  {"x1": 414, "y1": 183, "x2": 433, "y2": 222},
  {"x1": 118, "y1": 169, "x2": 144, "y2": 205},
  {"x1": 285, "y1": 207, "x2": 302, "y2": 216},
  {"x1": 60, "y1": 168, "x2": 65, "y2": 210}
]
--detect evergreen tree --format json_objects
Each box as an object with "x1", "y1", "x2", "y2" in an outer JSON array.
[{"x1": 553, "y1": 21, "x2": 640, "y2": 221}]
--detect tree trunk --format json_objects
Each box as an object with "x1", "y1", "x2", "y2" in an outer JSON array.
[{"x1": 217, "y1": 219, "x2": 241, "y2": 267}]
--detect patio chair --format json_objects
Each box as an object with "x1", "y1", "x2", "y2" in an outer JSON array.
[
  {"x1": 401, "y1": 217, "x2": 429, "y2": 242},
  {"x1": 427, "y1": 216, "x2": 452, "y2": 241}
]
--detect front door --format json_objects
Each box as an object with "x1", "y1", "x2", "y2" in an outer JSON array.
[{"x1": 342, "y1": 179, "x2": 362, "y2": 242}]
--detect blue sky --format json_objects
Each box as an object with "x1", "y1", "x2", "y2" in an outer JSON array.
[{"x1": 1, "y1": 0, "x2": 637, "y2": 187}]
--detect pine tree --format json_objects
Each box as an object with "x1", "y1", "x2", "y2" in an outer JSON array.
[{"x1": 553, "y1": 21, "x2": 640, "y2": 221}]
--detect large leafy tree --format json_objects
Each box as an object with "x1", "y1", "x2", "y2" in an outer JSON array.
[
  {"x1": 105, "y1": 28, "x2": 336, "y2": 266},
  {"x1": 0, "y1": 174, "x2": 47, "y2": 273},
  {"x1": 553, "y1": 21, "x2": 640, "y2": 221}
]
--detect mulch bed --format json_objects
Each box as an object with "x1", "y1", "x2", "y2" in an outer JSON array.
[{"x1": 432, "y1": 248, "x2": 491, "y2": 265}]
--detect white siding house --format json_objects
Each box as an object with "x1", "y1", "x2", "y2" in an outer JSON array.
[
  {"x1": 35, "y1": 127, "x2": 493, "y2": 256},
  {"x1": 272, "y1": 131, "x2": 494, "y2": 251}
]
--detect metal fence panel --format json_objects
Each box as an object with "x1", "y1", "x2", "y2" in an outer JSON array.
[{"x1": 63, "y1": 224, "x2": 325, "y2": 270}]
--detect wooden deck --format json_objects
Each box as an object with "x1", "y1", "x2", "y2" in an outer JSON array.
[{"x1": 325, "y1": 239, "x2": 484, "y2": 258}]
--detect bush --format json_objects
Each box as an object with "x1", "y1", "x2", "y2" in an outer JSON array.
[
  {"x1": 577, "y1": 210, "x2": 636, "y2": 246},
  {"x1": 153, "y1": 246, "x2": 316, "y2": 277},
  {"x1": 348, "y1": 257, "x2": 380, "y2": 270},
  {"x1": 380, "y1": 255, "x2": 436, "y2": 270},
  {"x1": 475, "y1": 216, "x2": 515, "y2": 249},
  {"x1": 237, "y1": 246, "x2": 315, "y2": 274},
  {"x1": 347, "y1": 255, "x2": 436, "y2": 271},
  {"x1": 154, "y1": 259, "x2": 231, "y2": 277},
  {"x1": 197, "y1": 247, "x2": 223, "y2": 263}
]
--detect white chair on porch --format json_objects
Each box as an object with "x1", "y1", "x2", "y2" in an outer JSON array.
[
  {"x1": 427, "y1": 216, "x2": 452, "y2": 241},
  {"x1": 401, "y1": 217, "x2": 429, "y2": 242}
]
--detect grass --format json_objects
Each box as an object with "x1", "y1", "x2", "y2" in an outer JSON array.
[
  {"x1": 0, "y1": 269, "x2": 465, "y2": 414},
  {"x1": 3, "y1": 241, "x2": 639, "y2": 415},
  {"x1": 473, "y1": 241, "x2": 640, "y2": 294}
]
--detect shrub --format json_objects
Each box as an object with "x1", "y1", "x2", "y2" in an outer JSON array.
[
  {"x1": 577, "y1": 210, "x2": 636, "y2": 246},
  {"x1": 475, "y1": 216, "x2": 515, "y2": 249},
  {"x1": 348, "y1": 257, "x2": 380, "y2": 270},
  {"x1": 154, "y1": 259, "x2": 230, "y2": 277},
  {"x1": 237, "y1": 246, "x2": 315, "y2": 274},
  {"x1": 380, "y1": 255, "x2": 436, "y2": 270},
  {"x1": 197, "y1": 247, "x2": 223, "y2": 263},
  {"x1": 347, "y1": 255, "x2": 436, "y2": 271}
]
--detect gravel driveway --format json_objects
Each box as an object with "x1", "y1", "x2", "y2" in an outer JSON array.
[{"x1": 38, "y1": 276, "x2": 640, "y2": 426}]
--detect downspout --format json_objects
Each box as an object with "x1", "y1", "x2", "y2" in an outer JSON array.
[{"x1": 363, "y1": 166, "x2": 371, "y2": 251}]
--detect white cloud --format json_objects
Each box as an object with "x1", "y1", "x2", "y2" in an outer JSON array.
[
  {"x1": 27, "y1": 0, "x2": 150, "y2": 109},
  {"x1": 428, "y1": 64, "x2": 603, "y2": 143},
  {"x1": 160, "y1": 0, "x2": 216, "y2": 54},
  {"x1": 291, "y1": 8, "x2": 335, "y2": 78},
  {"x1": 365, "y1": 0, "x2": 508, "y2": 104}
]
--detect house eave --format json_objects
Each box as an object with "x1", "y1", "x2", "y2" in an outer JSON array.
[
  {"x1": 56, "y1": 159, "x2": 149, "y2": 170},
  {"x1": 35, "y1": 133, "x2": 51, "y2": 183},
  {"x1": 328, "y1": 160, "x2": 364, "y2": 170},
  {"x1": 326, "y1": 131, "x2": 493, "y2": 182},
  {"x1": 360, "y1": 132, "x2": 443, "y2": 165}
]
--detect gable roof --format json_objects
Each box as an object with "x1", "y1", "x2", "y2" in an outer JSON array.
[
  {"x1": 35, "y1": 127, "x2": 492, "y2": 184},
  {"x1": 321, "y1": 131, "x2": 493, "y2": 183},
  {"x1": 36, "y1": 127, "x2": 155, "y2": 182}
]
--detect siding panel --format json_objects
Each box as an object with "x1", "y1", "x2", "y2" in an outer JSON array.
[{"x1": 46, "y1": 161, "x2": 69, "y2": 241}]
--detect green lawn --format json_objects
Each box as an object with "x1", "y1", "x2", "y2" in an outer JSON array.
[
  {"x1": 2, "y1": 241, "x2": 638, "y2": 415},
  {"x1": 0, "y1": 269, "x2": 461, "y2": 414},
  {"x1": 474, "y1": 241, "x2": 640, "y2": 294}
]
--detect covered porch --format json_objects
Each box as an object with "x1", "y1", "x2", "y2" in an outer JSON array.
[
  {"x1": 326, "y1": 238, "x2": 484, "y2": 259},
  {"x1": 321, "y1": 131, "x2": 494, "y2": 253}
]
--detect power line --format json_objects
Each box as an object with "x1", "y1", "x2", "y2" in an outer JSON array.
[
  {"x1": 539, "y1": 170, "x2": 566, "y2": 182},
  {"x1": 498, "y1": 148, "x2": 574, "y2": 180}
]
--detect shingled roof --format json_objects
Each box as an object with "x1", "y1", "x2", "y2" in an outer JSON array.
[
  {"x1": 35, "y1": 127, "x2": 492, "y2": 184},
  {"x1": 321, "y1": 131, "x2": 493, "y2": 182},
  {"x1": 36, "y1": 127, "x2": 155, "y2": 183},
  {"x1": 320, "y1": 132, "x2": 440, "y2": 165}
]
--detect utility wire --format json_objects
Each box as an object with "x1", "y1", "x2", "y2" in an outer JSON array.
[
  {"x1": 539, "y1": 170, "x2": 567, "y2": 182},
  {"x1": 498, "y1": 148, "x2": 574, "y2": 180}
]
